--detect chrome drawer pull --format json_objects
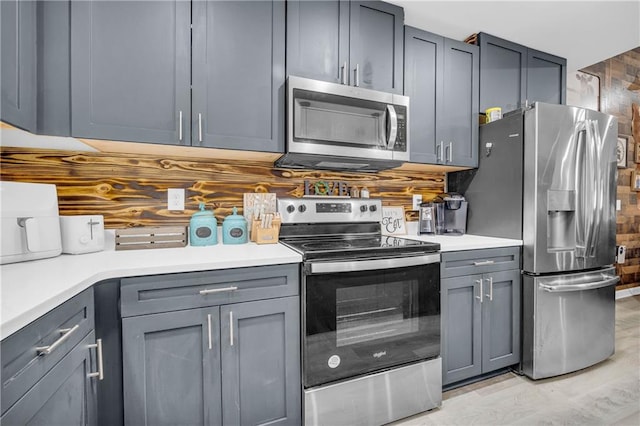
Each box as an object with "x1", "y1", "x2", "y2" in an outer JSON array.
[
  {"x1": 36, "y1": 324, "x2": 80, "y2": 356},
  {"x1": 473, "y1": 260, "x2": 495, "y2": 266},
  {"x1": 199, "y1": 286, "x2": 238, "y2": 295},
  {"x1": 87, "y1": 339, "x2": 104, "y2": 380}
]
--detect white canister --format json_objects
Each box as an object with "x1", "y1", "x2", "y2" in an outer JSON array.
[{"x1": 59, "y1": 215, "x2": 105, "y2": 254}]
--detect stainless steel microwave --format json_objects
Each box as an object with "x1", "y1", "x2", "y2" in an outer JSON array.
[{"x1": 275, "y1": 76, "x2": 410, "y2": 172}]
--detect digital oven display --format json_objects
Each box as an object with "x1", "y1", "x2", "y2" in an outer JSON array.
[{"x1": 316, "y1": 203, "x2": 352, "y2": 213}]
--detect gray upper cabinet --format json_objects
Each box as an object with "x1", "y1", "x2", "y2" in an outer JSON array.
[
  {"x1": 192, "y1": 0, "x2": 285, "y2": 152},
  {"x1": 477, "y1": 32, "x2": 566, "y2": 114},
  {"x1": 526, "y1": 48, "x2": 567, "y2": 105},
  {"x1": 1, "y1": 0, "x2": 71, "y2": 136},
  {"x1": 1, "y1": 0, "x2": 37, "y2": 132},
  {"x1": 71, "y1": 0, "x2": 191, "y2": 145},
  {"x1": 404, "y1": 27, "x2": 478, "y2": 167},
  {"x1": 441, "y1": 248, "x2": 521, "y2": 387},
  {"x1": 286, "y1": 0, "x2": 349, "y2": 85},
  {"x1": 287, "y1": 0, "x2": 404, "y2": 94}
]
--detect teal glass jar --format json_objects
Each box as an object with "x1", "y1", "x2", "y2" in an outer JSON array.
[
  {"x1": 222, "y1": 207, "x2": 248, "y2": 244},
  {"x1": 189, "y1": 203, "x2": 217, "y2": 246}
]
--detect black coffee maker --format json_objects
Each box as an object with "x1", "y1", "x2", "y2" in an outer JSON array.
[{"x1": 419, "y1": 193, "x2": 468, "y2": 235}]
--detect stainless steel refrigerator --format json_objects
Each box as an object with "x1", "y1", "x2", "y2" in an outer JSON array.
[{"x1": 450, "y1": 102, "x2": 619, "y2": 379}]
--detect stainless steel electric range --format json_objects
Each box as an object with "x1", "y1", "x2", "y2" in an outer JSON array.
[{"x1": 277, "y1": 197, "x2": 443, "y2": 426}]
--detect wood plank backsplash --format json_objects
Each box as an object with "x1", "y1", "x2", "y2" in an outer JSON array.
[{"x1": 0, "y1": 147, "x2": 445, "y2": 228}]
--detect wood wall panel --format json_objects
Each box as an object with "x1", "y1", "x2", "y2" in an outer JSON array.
[
  {"x1": 0, "y1": 147, "x2": 445, "y2": 228},
  {"x1": 583, "y1": 47, "x2": 640, "y2": 289}
]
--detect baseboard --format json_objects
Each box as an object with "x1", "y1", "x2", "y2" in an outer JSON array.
[{"x1": 615, "y1": 286, "x2": 640, "y2": 299}]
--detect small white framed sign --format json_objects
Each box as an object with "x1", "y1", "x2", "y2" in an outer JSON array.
[{"x1": 381, "y1": 206, "x2": 406, "y2": 235}]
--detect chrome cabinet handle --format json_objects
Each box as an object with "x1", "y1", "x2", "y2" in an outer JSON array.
[
  {"x1": 446, "y1": 142, "x2": 453, "y2": 163},
  {"x1": 341, "y1": 62, "x2": 347, "y2": 85},
  {"x1": 229, "y1": 311, "x2": 234, "y2": 347},
  {"x1": 36, "y1": 324, "x2": 80, "y2": 356},
  {"x1": 473, "y1": 260, "x2": 495, "y2": 266},
  {"x1": 437, "y1": 142, "x2": 444, "y2": 162},
  {"x1": 178, "y1": 110, "x2": 183, "y2": 141},
  {"x1": 485, "y1": 277, "x2": 493, "y2": 301},
  {"x1": 87, "y1": 339, "x2": 104, "y2": 380},
  {"x1": 354, "y1": 64, "x2": 360, "y2": 87},
  {"x1": 198, "y1": 113, "x2": 203, "y2": 142},
  {"x1": 475, "y1": 279, "x2": 483, "y2": 303},
  {"x1": 207, "y1": 314, "x2": 213, "y2": 350},
  {"x1": 199, "y1": 286, "x2": 238, "y2": 295}
]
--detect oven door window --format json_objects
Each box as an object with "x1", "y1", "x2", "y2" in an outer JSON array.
[{"x1": 303, "y1": 263, "x2": 440, "y2": 388}]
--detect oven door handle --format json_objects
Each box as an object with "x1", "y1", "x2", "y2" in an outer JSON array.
[{"x1": 308, "y1": 253, "x2": 440, "y2": 274}]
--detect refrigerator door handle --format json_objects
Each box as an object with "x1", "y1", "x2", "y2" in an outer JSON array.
[{"x1": 539, "y1": 275, "x2": 619, "y2": 292}]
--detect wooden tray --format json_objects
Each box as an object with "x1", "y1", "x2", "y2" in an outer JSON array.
[{"x1": 115, "y1": 226, "x2": 188, "y2": 251}]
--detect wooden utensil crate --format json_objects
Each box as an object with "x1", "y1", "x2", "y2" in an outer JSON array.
[{"x1": 115, "y1": 226, "x2": 188, "y2": 250}]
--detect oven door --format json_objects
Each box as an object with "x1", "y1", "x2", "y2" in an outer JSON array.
[{"x1": 302, "y1": 254, "x2": 440, "y2": 388}]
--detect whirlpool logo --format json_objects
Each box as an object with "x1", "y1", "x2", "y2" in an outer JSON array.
[{"x1": 373, "y1": 351, "x2": 387, "y2": 359}]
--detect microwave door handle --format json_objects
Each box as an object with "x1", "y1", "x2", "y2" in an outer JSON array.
[{"x1": 386, "y1": 105, "x2": 398, "y2": 150}]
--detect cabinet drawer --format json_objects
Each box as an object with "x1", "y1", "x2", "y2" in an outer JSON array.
[
  {"x1": 120, "y1": 264, "x2": 299, "y2": 317},
  {"x1": 1, "y1": 287, "x2": 94, "y2": 414},
  {"x1": 441, "y1": 247, "x2": 520, "y2": 278}
]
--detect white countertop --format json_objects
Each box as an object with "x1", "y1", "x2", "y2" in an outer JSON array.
[
  {"x1": 1, "y1": 225, "x2": 521, "y2": 339},
  {"x1": 0, "y1": 232, "x2": 302, "y2": 339},
  {"x1": 395, "y1": 222, "x2": 523, "y2": 252}
]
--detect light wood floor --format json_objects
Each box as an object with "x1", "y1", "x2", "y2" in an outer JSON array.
[{"x1": 392, "y1": 296, "x2": 640, "y2": 426}]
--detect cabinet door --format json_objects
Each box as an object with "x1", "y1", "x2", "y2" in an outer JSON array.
[
  {"x1": 71, "y1": 0, "x2": 191, "y2": 145},
  {"x1": 526, "y1": 48, "x2": 567, "y2": 105},
  {"x1": 442, "y1": 39, "x2": 479, "y2": 167},
  {"x1": 1, "y1": 331, "x2": 98, "y2": 426},
  {"x1": 441, "y1": 275, "x2": 483, "y2": 385},
  {"x1": 0, "y1": 0, "x2": 37, "y2": 132},
  {"x1": 221, "y1": 297, "x2": 301, "y2": 426},
  {"x1": 287, "y1": 0, "x2": 349, "y2": 85},
  {"x1": 192, "y1": 0, "x2": 285, "y2": 152},
  {"x1": 481, "y1": 269, "x2": 521, "y2": 373},
  {"x1": 122, "y1": 307, "x2": 222, "y2": 426},
  {"x1": 349, "y1": 1, "x2": 404, "y2": 94},
  {"x1": 478, "y1": 33, "x2": 527, "y2": 114},
  {"x1": 404, "y1": 27, "x2": 443, "y2": 164}
]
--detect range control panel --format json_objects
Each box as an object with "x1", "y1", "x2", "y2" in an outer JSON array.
[{"x1": 277, "y1": 198, "x2": 382, "y2": 224}]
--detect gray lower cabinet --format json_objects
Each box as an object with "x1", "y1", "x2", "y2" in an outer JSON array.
[
  {"x1": 1, "y1": 331, "x2": 98, "y2": 426},
  {"x1": 476, "y1": 32, "x2": 566, "y2": 114},
  {"x1": 287, "y1": 0, "x2": 404, "y2": 94},
  {"x1": 404, "y1": 27, "x2": 478, "y2": 167},
  {"x1": 1, "y1": 287, "x2": 99, "y2": 425},
  {"x1": 441, "y1": 248, "x2": 521, "y2": 386},
  {"x1": 121, "y1": 264, "x2": 301, "y2": 426}
]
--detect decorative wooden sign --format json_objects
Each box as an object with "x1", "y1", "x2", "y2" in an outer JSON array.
[
  {"x1": 381, "y1": 206, "x2": 406, "y2": 235},
  {"x1": 304, "y1": 180, "x2": 350, "y2": 196}
]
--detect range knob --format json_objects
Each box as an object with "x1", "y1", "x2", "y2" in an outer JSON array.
[
  {"x1": 298, "y1": 204, "x2": 307, "y2": 213},
  {"x1": 360, "y1": 205, "x2": 368, "y2": 213},
  {"x1": 286, "y1": 205, "x2": 295, "y2": 214},
  {"x1": 369, "y1": 205, "x2": 377, "y2": 212}
]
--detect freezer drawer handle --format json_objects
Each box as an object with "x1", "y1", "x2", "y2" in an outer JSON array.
[{"x1": 539, "y1": 275, "x2": 619, "y2": 293}]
